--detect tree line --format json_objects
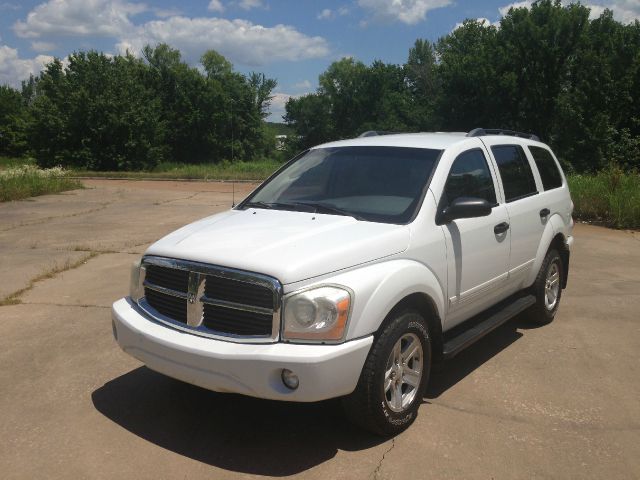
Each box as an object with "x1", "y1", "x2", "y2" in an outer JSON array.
[
  {"x1": 285, "y1": 0, "x2": 640, "y2": 172},
  {"x1": 0, "y1": 0, "x2": 638, "y2": 173},
  {"x1": 0, "y1": 44, "x2": 277, "y2": 170}
]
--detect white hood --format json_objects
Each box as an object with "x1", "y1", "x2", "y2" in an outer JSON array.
[{"x1": 145, "y1": 208, "x2": 410, "y2": 284}]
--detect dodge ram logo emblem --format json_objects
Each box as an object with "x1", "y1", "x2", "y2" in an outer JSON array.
[{"x1": 187, "y1": 292, "x2": 196, "y2": 304}]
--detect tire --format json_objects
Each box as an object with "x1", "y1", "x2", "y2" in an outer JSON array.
[
  {"x1": 526, "y1": 249, "x2": 563, "y2": 325},
  {"x1": 342, "y1": 310, "x2": 431, "y2": 436}
]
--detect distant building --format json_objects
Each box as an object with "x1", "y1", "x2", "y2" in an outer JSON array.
[{"x1": 275, "y1": 135, "x2": 287, "y2": 151}]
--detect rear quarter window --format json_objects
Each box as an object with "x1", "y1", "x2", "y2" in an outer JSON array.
[
  {"x1": 528, "y1": 146, "x2": 563, "y2": 190},
  {"x1": 491, "y1": 145, "x2": 538, "y2": 202}
]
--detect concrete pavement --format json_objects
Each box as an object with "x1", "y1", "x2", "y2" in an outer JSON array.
[{"x1": 1, "y1": 180, "x2": 639, "y2": 479}]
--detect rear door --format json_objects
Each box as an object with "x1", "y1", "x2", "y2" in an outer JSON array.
[
  {"x1": 526, "y1": 145, "x2": 571, "y2": 222},
  {"x1": 483, "y1": 140, "x2": 547, "y2": 290}
]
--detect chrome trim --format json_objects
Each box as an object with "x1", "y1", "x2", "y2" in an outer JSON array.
[
  {"x1": 201, "y1": 295, "x2": 273, "y2": 316},
  {"x1": 137, "y1": 255, "x2": 282, "y2": 343},
  {"x1": 187, "y1": 272, "x2": 204, "y2": 327},
  {"x1": 143, "y1": 281, "x2": 188, "y2": 299}
]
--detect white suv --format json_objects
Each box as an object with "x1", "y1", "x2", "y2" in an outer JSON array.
[{"x1": 112, "y1": 128, "x2": 573, "y2": 435}]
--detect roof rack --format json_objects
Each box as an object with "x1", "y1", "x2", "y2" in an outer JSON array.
[
  {"x1": 467, "y1": 128, "x2": 540, "y2": 142},
  {"x1": 358, "y1": 130, "x2": 397, "y2": 138}
]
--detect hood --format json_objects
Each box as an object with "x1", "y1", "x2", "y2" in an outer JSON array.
[{"x1": 145, "y1": 208, "x2": 410, "y2": 284}]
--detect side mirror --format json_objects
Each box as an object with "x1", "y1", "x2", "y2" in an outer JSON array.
[{"x1": 438, "y1": 197, "x2": 492, "y2": 224}]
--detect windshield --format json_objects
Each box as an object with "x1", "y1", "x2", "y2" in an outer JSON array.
[{"x1": 241, "y1": 146, "x2": 441, "y2": 224}]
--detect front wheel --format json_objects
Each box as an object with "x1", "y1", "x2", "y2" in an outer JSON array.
[{"x1": 342, "y1": 310, "x2": 431, "y2": 436}]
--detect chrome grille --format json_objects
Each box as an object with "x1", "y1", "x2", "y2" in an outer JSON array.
[
  {"x1": 145, "y1": 287, "x2": 187, "y2": 323},
  {"x1": 138, "y1": 256, "x2": 282, "y2": 342},
  {"x1": 204, "y1": 275, "x2": 273, "y2": 309},
  {"x1": 145, "y1": 265, "x2": 188, "y2": 293}
]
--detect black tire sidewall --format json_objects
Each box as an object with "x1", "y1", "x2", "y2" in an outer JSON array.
[
  {"x1": 534, "y1": 250, "x2": 563, "y2": 323},
  {"x1": 372, "y1": 312, "x2": 431, "y2": 433}
]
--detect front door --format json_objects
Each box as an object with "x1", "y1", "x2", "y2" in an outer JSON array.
[{"x1": 439, "y1": 147, "x2": 511, "y2": 327}]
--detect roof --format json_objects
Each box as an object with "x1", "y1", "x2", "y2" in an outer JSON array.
[
  {"x1": 314, "y1": 131, "x2": 546, "y2": 151},
  {"x1": 314, "y1": 132, "x2": 474, "y2": 151}
]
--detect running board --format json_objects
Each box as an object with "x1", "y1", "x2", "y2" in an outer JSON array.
[{"x1": 442, "y1": 294, "x2": 536, "y2": 360}]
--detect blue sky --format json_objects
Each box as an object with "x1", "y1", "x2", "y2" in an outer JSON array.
[{"x1": 1, "y1": 0, "x2": 638, "y2": 121}]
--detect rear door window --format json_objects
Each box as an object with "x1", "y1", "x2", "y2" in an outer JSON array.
[
  {"x1": 443, "y1": 149, "x2": 497, "y2": 206},
  {"x1": 528, "y1": 146, "x2": 563, "y2": 190},
  {"x1": 491, "y1": 145, "x2": 538, "y2": 202}
]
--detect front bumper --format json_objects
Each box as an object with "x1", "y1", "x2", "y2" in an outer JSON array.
[{"x1": 111, "y1": 298, "x2": 372, "y2": 402}]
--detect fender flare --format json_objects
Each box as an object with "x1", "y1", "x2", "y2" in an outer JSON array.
[
  {"x1": 525, "y1": 214, "x2": 566, "y2": 287},
  {"x1": 316, "y1": 259, "x2": 446, "y2": 340}
]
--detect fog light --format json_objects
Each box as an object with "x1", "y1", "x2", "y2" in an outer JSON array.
[{"x1": 281, "y1": 369, "x2": 299, "y2": 390}]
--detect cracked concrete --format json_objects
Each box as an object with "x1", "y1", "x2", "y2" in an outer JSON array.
[
  {"x1": 1, "y1": 180, "x2": 639, "y2": 479},
  {"x1": 371, "y1": 438, "x2": 394, "y2": 480}
]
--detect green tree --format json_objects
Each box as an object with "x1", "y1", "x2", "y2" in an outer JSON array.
[
  {"x1": 435, "y1": 19, "x2": 501, "y2": 130},
  {"x1": 496, "y1": 0, "x2": 590, "y2": 139},
  {"x1": 285, "y1": 93, "x2": 334, "y2": 150},
  {"x1": 405, "y1": 39, "x2": 440, "y2": 130},
  {"x1": 553, "y1": 9, "x2": 640, "y2": 170},
  {"x1": 0, "y1": 85, "x2": 29, "y2": 156},
  {"x1": 30, "y1": 52, "x2": 166, "y2": 170}
]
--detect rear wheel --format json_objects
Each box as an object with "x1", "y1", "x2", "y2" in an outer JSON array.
[
  {"x1": 342, "y1": 310, "x2": 431, "y2": 436},
  {"x1": 527, "y1": 249, "x2": 563, "y2": 325}
]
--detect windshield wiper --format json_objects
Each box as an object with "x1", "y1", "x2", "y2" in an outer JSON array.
[
  {"x1": 244, "y1": 200, "x2": 363, "y2": 220},
  {"x1": 243, "y1": 201, "x2": 274, "y2": 209},
  {"x1": 292, "y1": 202, "x2": 364, "y2": 221},
  {"x1": 243, "y1": 201, "x2": 312, "y2": 212}
]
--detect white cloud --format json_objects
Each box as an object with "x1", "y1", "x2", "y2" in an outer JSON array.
[
  {"x1": 116, "y1": 16, "x2": 330, "y2": 66},
  {"x1": 587, "y1": 1, "x2": 640, "y2": 22},
  {"x1": 358, "y1": 0, "x2": 452, "y2": 25},
  {"x1": 318, "y1": 8, "x2": 333, "y2": 20},
  {"x1": 0, "y1": 45, "x2": 53, "y2": 86},
  {"x1": 31, "y1": 40, "x2": 57, "y2": 51},
  {"x1": 12, "y1": 1, "x2": 329, "y2": 67},
  {"x1": 208, "y1": 0, "x2": 224, "y2": 13},
  {"x1": 14, "y1": 0, "x2": 146, "y2": 39},
  {"x1": 317, "y1": 6, "x2": 349, "y2": 20},
  {"x1": 237, "y1": 0, "x2": 265, "y2": 10},
  {"x1": 498, "y1": 1, "x2": 532, "y2": 17},
  {"x1": 452, "y1": 17, "x2": 499, "y2": 31}
]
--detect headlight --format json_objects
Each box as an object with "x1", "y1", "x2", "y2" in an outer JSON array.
[
  {"x1": 129, "y1": 258, "x2": 145, "y2": 303},
  {"x1": 283, "y1": 286, "x2": 351, "y2": 342}
]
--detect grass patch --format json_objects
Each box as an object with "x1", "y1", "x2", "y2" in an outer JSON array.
[
  {"x1": 568, "y1": 167, "x2": 640, "y2": 229},
  {"x1": 72, "y1": 159, "x2": 281, "y2": 181},
  {"x1": 0, "y1": 156, "x2": 36, "y2": 169},
  {"x1": 0, "y1": 252, "x2": 99, "y2": 306},
  {"x1": 1, "y1": 164, "x2": 83, "y2": 202}
]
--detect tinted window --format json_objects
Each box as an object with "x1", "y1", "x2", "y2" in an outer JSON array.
[
  {"x1": 245, "y1": 146, "x2": 441, "y2": 224},
  {"x1": 491, "y1": 145, "x2": 538, "y2": 202},
  {"x1": 443, "y1": 149, "x2": 496, "y2": 205},
  {"x1": 528, "y1": 146, "x2": 563, "y2": 190}
]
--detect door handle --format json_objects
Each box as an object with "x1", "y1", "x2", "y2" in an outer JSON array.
[
  {"x1": 539, "y1": 208, "x2": 550, "y2": 218},
  {"x1": 494, "y1": 222, "x2": 510, "y2": 234}
]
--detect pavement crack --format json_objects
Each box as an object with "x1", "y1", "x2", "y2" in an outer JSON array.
[
  {"x1": 0, "y1": 202, "x2": 113, "y2": 232},
  {"x1": 20, "y1": 302, "x2": 109, "y2": 309},
  {"x1": 0, "y1": 251, "x2": 101, "y2": 306},
  {"x1": 370, "y1": 438, "x2": 395, "y2": 480},
  {"x1": 153, "y1": 192, "x2": 202, "y2": 205}
]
